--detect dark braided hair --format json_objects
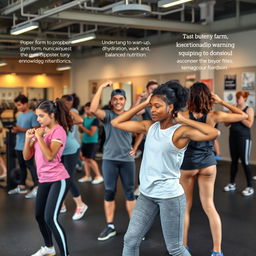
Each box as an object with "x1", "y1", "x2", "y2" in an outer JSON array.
[
  {"x1": 36, "y1": 99, "x2": 73, "y2": 134},
  {"x1": 187, "y1": 82, "x2": 213, "y2": 114},
  {"x1": 152, "y1": 80, "x2": 188, "y2": 112}
]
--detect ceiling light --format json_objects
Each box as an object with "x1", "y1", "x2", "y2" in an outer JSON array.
[
  {"x1": 10, "y1": 22, "x2": 39, "y2": 35},
  {"x1": 112, "y1": 4, "x2": 151, "y2": 16},
  {"x1": 0, "y1": 60, "x2": 7, "y2": 67},
  {"x1": 56, "y1": 65, "x2": 71, "y2": 71},
  {"x1": 158, "y1": 0, "x2": 192, "y2": 8},
  {"x1": 69, "y1": 32, "x2": 96, "y2": 44}
]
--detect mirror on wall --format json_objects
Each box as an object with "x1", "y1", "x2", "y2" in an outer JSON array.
[
  {"x1": 0, "y1": 87, "x2": 23, "y2": 109},
  {"x1": 28, "y1": 87, "x2": 54, "y2": 101},
  {"x1": 27, "y1": 87, "x2": 54, "y2": 110}
]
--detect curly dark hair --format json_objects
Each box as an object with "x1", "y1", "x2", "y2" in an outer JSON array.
[
  {"x1": 152, "y1": 80, "x2": 188, "y2": 112},
  {"x1": 36, "y1": 99, "x2": 73, "y2": 133},
  {"x1": 187, "y1": 82, "x2": 213, "y2": 114}
]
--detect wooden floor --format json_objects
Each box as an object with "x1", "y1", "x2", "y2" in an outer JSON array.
[{"x1": 0, "y1": 160, "x2": 255, "y2": 256}]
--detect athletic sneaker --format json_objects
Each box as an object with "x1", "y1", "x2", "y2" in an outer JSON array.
[
  {"x1": 78, "y1": 176, "x2": 92, "y2": 183},
  {"x1": 211, "y1": 250, "x2": 224, "y2": 256},
  {"x1": 242, "y1": 187, "x2": 254, "y2": 196},
  {"x1": 223, "y1": 183, "x2": 236, "y2": 192},
  {"x1": 0, "y1": 172, "x2": 7, "y2": 180},
  {"x1": 60, "y1": 205, "x2": 67, "y2": 213},
  {"x1": 72, "y1": 204, "x2": 88, "y2": 220},
  {"x1": 25, "y1": 187, "x2": 38, "y2": 199},
  {"x1": 8, "y1": 186, "x2": 27, "y2": 195},
  {"x1": 97, "y1": 226, "x2": 117, "y2": 241},
  {"x1": 92, "y1": 176, "x2": 104, "y2": 185},
  {"x1": 31, "y1": 246, "x2": 56, "y2": 256}
]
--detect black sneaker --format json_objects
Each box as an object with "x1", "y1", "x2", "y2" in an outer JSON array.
[{"x1": 97, "y1": 226, "x2": 116, "y2": 241}]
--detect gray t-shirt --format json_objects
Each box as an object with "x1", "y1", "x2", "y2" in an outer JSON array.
[{"x1": 102, "y1": 110, "x2": 135, "y2": 162}]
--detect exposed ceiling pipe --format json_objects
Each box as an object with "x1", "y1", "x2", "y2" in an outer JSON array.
[
  {"x1": 11, "y1": 0, "x2": 89, "y2": 29},
  {"x1": 151, "y1": 4, "x2": 184, "y2": 16},
  {"x1": 180, "y1": 8, "x2": 185, "y2": 22},
  {"x1": 20, "y1": 0, "x2": 37, "y2": 17},
  {"x1": 52, "y1": 10, "x2": 207, "y2": 32},
  {"x1": 191, "y1": 7, "x2": 195, "y2": 23},
  {"x1": 236, "y1": 0, "x2": 240, "y2": 24},
  {"x1": 199, "y1": 0, "x2": 215, "y2": 25},
  {"x1": 81, "y1": 1, "x2": 185, "y2": 17},
  {"x1": 0, "y1": 0, "x2": 38, "y2": 15},
  {"x1": 79, "y1": 1, "x2": 124, "y2": 12}
]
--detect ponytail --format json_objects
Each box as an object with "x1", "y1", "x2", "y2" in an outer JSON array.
[
  {"x1": 152, "y1": 81, "x2": 188, "y2": 112},
  {"x1": 37, "y1": 99, "x2": 73, "y2": 133}
]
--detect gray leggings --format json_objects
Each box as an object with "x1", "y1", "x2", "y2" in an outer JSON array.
[{"x1": 123, "y1": 193, "x2": 191, "y2": 256}]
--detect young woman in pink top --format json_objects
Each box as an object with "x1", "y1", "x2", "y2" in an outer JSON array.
[{"x1": 23, "y1": 99, "x2": 72, "y2": 256}]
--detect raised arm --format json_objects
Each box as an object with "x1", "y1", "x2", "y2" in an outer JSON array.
[
  {"x1": 23, "y1": 129, "x2": 36, "y2": 160},
  {"x1": 133, "y1": 92, "x2": 147, "y2": 116},
  {"x1": 70, "y1": 110, "x2": 83, "y2": 124},
  {"x1": 34, "y1": 128, "x2": 63, "y2": 161},
  {"x1": 111, "y1": 96, "x2": 153, "y2": 134},
  {"x1": 90, "y1": 81, "x2": 112, "y2": 121},
  {"x1": 211, "y1": 93, "x2": 248, "y2": 124}
]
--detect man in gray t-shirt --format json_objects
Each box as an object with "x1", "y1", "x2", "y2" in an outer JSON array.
[
  {"x1": 90, "y1": 81, "x2": 137, "y2": 241},
  {"x1": 103, "y1": 110, "x2": 136, "y2": 162}
]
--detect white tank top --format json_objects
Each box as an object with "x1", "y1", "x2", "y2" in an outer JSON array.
[{"x1": 140, "y1": 122, "x2": 186, "y2": 199}]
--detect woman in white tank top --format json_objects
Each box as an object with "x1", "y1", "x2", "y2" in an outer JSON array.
[{"x1": 111, "y1": 81, "x2": 219, "y2": 256}]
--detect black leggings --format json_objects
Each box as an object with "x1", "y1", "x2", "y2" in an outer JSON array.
[
  {"x1": 229, "y1": 135, "x2": 252, "y2": 187},
  {"x1": 62, "y1": 150, "x2": 80, "y2": 198},
  {"x1": 16, "y1": 150, "x2": 38, "y2": 186},
  {"x1": 102, "y1": 160, "x2": 135, "y2": 201},
  {"x1": 35, "y1": 179, "x2": 70, "y2": 256}
]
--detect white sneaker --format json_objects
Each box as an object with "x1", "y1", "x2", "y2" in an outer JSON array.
[
  {"x1": 242, "y1": 187, "x2": 254, "y2": 196},
  {"x1": 253, "y1": 176, "x2": 256, "y2": 180},
  {"x1": 72, "y1": 204, "x2": 88, "y2": 220},
  {"x1": 91, "y1": 176, "x2": 104, "y2": 185},
  {"x1": 78, "y1": 176, "x2": 92, "y2": 183},
  {"x1": 25, "y1": 187, "x2": 38, "y2": 199},
  {"x1": 8, "y1": 186, "x2": 27, "y2": 195},
  {"x1": 223, "y1": 183, "x2": 236, "y2": 192},
  {"x1": 60, "y1": 205, "x2": 67, "y2": 213},
  {"x1": 31, "y1": 246, "x2": 56, "y2": 256},
  {"x1": 0, "y1": 172, "x2": 7, "y2": 179}
]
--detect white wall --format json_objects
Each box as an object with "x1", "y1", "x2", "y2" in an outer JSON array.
[
  {"x1": 72, "y1": 43, "x2": 180, "y2": 104},
  {"x1": 71, "y1": 29, "x2": 256, "y2": 164},
  {"x1": 72, "y1": 29, "x2": 256, "y2": 104}
]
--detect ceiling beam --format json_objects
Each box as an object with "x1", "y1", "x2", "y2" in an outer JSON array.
[
  {"x1": 51, "y1": 10, "x2": 208, "y2": 33},
  {"x1": 210, "y1": 12, "x2": 256, "y2": 32},
  {"x1": 0, "y1": 0, "x2": 39, "y2": 15},
  {"x1": 240, "y1": 0, "x2": 256, "y2": 3}
]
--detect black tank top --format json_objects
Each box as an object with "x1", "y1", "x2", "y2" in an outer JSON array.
[
  {"x1": 230, "y1": 106, "x2": 250, "y2": 138},
  {"x1": 186, "y1": 112, "x2": 214, "y2": 153}
]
